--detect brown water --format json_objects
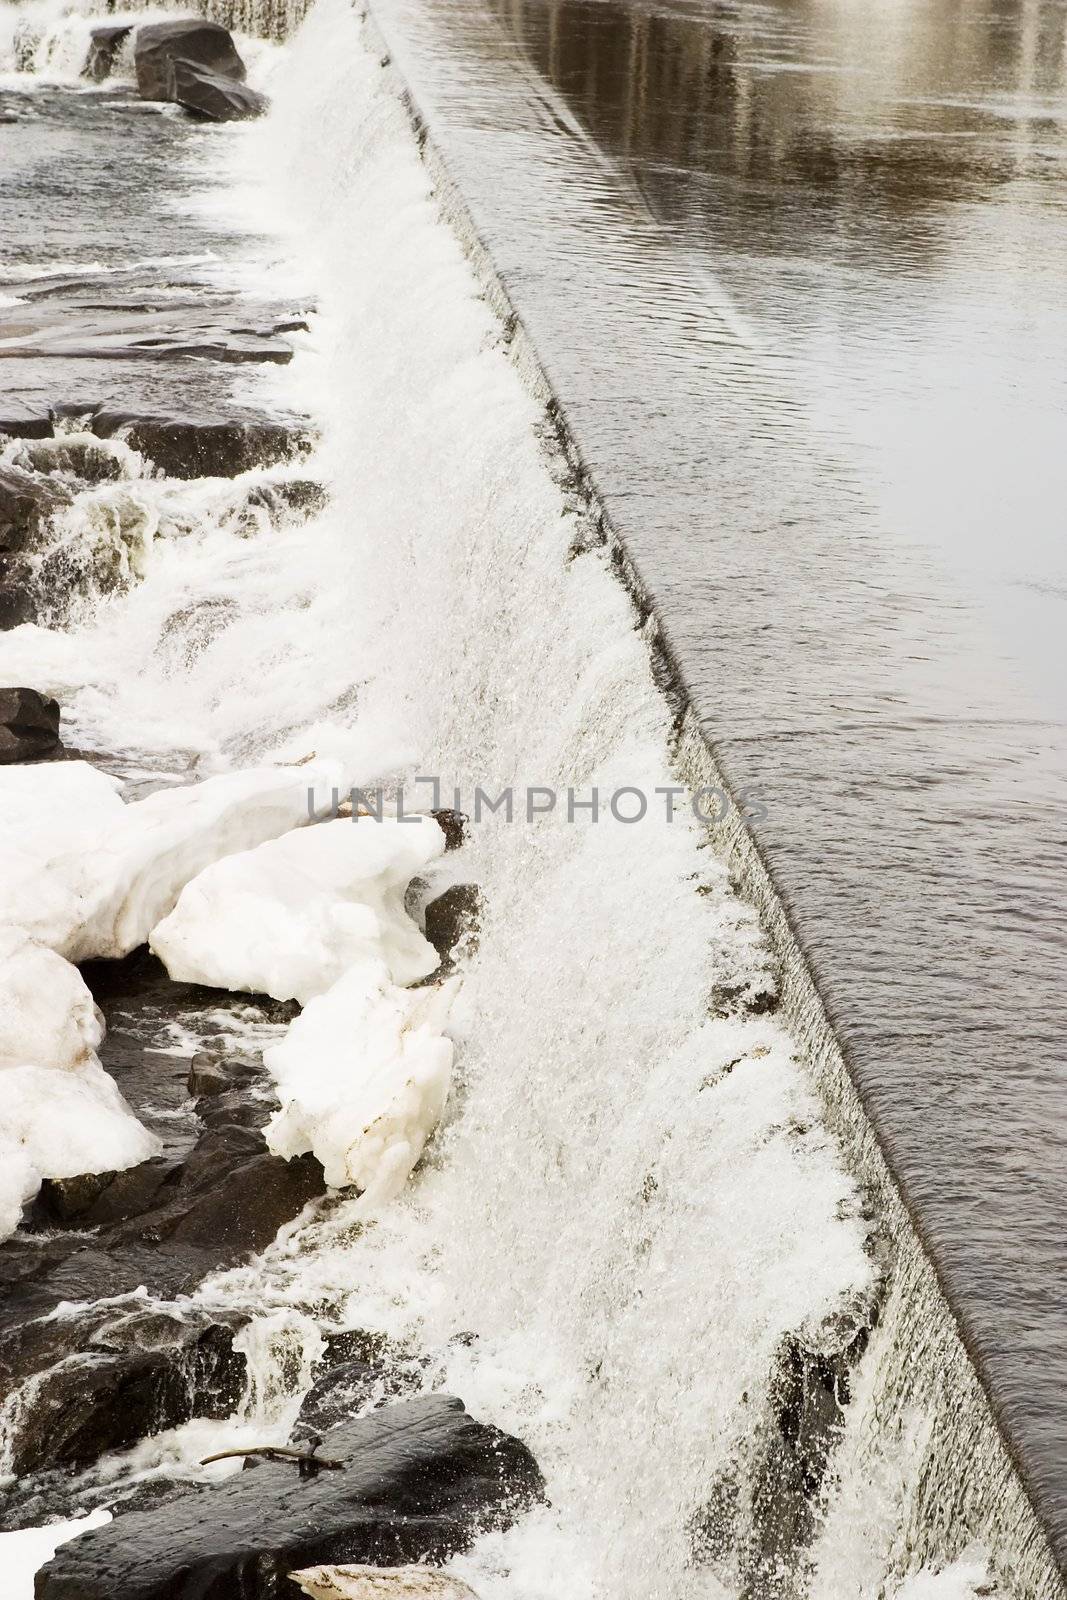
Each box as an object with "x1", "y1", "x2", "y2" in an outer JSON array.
[{"x1": 369, "y1": 0, "x2": 1067, "y2": 1571}]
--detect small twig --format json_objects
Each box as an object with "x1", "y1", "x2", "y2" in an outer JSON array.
[{"x1": 200, "y1": 1445, "x2": 344, "y2": 1473}]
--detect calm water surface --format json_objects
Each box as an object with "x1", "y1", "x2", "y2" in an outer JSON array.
[{"x1": 372, "y1": 0, "x2": 1067, "y2": 1569}]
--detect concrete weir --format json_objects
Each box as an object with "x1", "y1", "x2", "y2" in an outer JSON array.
[{"x1": 353, "y1": 0, "x2": 1067, "y2": 1590}]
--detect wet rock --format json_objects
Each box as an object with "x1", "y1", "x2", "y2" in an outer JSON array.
[
  {"x1": 691, "y1": 1295, "x2": 880, "y2": 1597},
  {"x1": 0, "y1": 686, "x2": 61, "y2": 762},
  {"x1": 38, "y1": 1395, "x2": 545, "y2": 1600},
  {"x1": 171, "y1": 60, "x2": 269, "y2": 122},
  {"x1": 186, "y1": 1052, "x2": 229, "y2": 1098},
  {"x1": 91, "y1": 409, "x2": 307, "y2": 479},
  {"x1": 292, "y1": 1566, "x2": 481, "y2": 1600},
  {"x1": 0, "y1": 953, "x2": 321, "y2": 1489},
  {"x1": 84, "y1": 24, "x2": 132, "y2": 83},
  {"x1": 0, "y1": 560, "x2": 35, "y2": 629},
  {"x1": 6, "y1": 1310, "x2": 247, "y2": 1477},
  {"x1": 134, "y1": 19, "x2": 247, "y2": 103},
  {"x1": 293, "y1": 1361, "x2": 420, "y2": 1441},
  {"x1": 240, "y1": 477, "x2": 328, "y2": 526},
  {"x1": 0, "y1": 464, "x2": 68, "y2": 553},
  {"x1": 32, "y1": 1171, "x2": 119, "y2": 1226},
  {"x1": 424, "y1": 885, "x2": 482, "y2": 969},
  {"x1": 14, "y1": 434, "x2": 124, "y2": 489},
  {"x1": 2, "y1": 953, "x2": 319, "y2": 1357},
  {"x1": 0, "y1": 404, "x2": 52, "y2": 439},
  {"x1": 429, "y1": 809, "x2": 467, "y2": 852}
]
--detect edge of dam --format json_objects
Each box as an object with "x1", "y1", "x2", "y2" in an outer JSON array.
[{"x1": 344, "y1": 0, "x2": 1066, "y2": 1590}]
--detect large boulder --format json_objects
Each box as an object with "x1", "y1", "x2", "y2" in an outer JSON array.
[
  {"x1": 170, "y1": 59, "x2": 269, "y2": 121},
  {"x1": 36, "y1": 1395, "x2": 545, "y2": 1599},
  {"x1": 134, "y1": 19, "x2": 246, "y2": 102},
  {"x1": 0, "y1": 687, "x2": 60, "y2": 762}
]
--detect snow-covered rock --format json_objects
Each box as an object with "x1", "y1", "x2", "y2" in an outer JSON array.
[
  {"x1": 151, "y1": 815, "x2": 445, "y2": 1003},
  {"x1": 0, "y1": 1057, "x2": 160, "y2": 1239},
  {"x1": 0, "y1": 930, "x2": 160, "y2": 1238},
  {"x1": 265, "y1": 961, "x2": 459, "y2": 1204},
  {"x1": 0, "y1": 760, "x2": 342, "y2": 962},
  {"x1": 290, "y1": 1566, "x2": 480, "y2": 1600}
]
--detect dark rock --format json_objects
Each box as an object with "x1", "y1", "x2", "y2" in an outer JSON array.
[
  {"x1": 187, "y1": 1053, "x2": 229, "y2": 1098},
  {"x1": 134, "y1": 20, "x2": 247, "y2": 103},
  {"x1": 430, "y1": 808, "x2": 468, "y2": 852},
  {"x1": 0, "y1": 464, "x2": 68, "y2": 554},
  {"x1": 0, "y1": 562, "x2": 35, "y2": 630},
  {"x1": 91, "y1": 410, "x2": 307, "y2": 479},
  {"x1": 170, "y1": 60, "x2": 269, "y2": 122},
  {"x1": 38, "y1": 1394, "x2": 545, "y2": 1600},
  {"x1": 424, "y1": 884, "x2": 482, "y2": 969},
  {"x1": 6, "y1": 1308, "x2": 247, "y2": 1477},
  {"x1": 33, "y1": 1171, "x2": 118, "y2": 1226},
  {"x1": 0, "y1": 685, "x2": 61, "y2": 762},
  {"x1": 241, "y1": 478, "x2": 327, "y2": 519},
  {"x1": 0, "y1": 404, "x2": 52, "y2": 439},
  {"x1": 691, "y1": 1298, "x2": 879, "y2": 1595},
  {"x1": 83, "y1": 24, "x2": 132, "y2": 83},
  {"x1": 14, "y1": 435, "x2": 123, "y2": 489},
  {"x1": 293, "y1": 1361, "x2": 419, "y2": 1441},
  {"x1": 167, "y1": 1149, "x2": 323, "y2": 1251}
]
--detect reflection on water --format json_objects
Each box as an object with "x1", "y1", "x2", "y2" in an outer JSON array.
[
  {"x1": 373, "y1": 0, "x2": 1067, "y2": 1573},
  {"x1": 493, "y1": 0, "x2": 1067, "y2": 713}
]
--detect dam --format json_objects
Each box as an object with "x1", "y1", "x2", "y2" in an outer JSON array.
[{"x1": 0, "y1": 0, "x2": 1064, "y2": 1596}]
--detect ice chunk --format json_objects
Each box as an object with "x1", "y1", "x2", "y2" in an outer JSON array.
[
  {"x1": 0, "y1": 760, "x2": 124, "y2": 833},
  {"x1": 265, "y1": 961, "x2": 459, "y2": 1204},
  {"x1": 151, "y1": 815, "x2": 445, "y2": 1003},
  {"x1": 0, "y1": 760, "x2": 341, "y2": 962},
  {"x1": 0, "y1": 930, "x2": 104, "y2": 1071}
]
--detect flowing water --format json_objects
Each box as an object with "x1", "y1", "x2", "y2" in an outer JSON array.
[{"x1": 0, "y1": 2, "x2": 1063, "y2": 1598}]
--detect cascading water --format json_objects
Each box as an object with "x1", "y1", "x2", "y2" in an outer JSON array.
[{"x1": 0, "y1": 1, "x2": 1060, "y2": 1597}]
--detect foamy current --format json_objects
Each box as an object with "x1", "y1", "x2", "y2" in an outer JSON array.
[{"x1": 0, "y1": 1, "x2": 1042, "y2": 1595}]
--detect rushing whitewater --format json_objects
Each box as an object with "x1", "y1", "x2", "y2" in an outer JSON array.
[{"x1": 0, "y1": 1, "x2": 1052, "y2": 1596}]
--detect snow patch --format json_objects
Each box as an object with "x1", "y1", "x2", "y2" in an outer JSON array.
[{"x1": 0, "y1": 1508, "x2": 112, "y2": 1600}]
